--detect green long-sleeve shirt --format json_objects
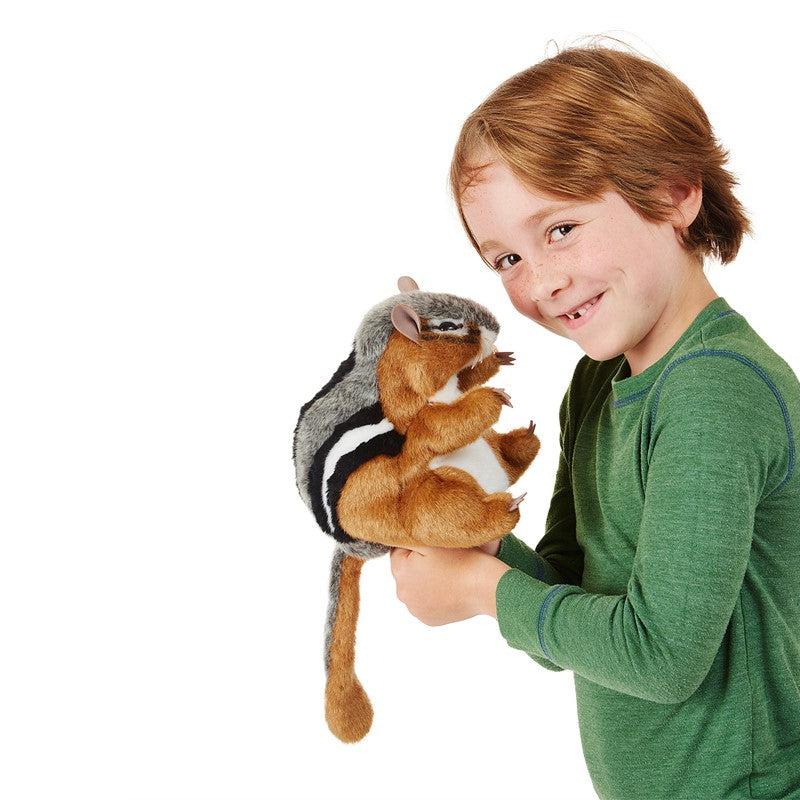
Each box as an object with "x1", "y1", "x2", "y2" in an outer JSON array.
[{"x1": 494, "y1": 296, "x2": 800, "y2": 800}]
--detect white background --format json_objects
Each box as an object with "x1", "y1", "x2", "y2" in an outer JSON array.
[{"x1": 1, "y1": 2, "x2": 797, "y2": 799}]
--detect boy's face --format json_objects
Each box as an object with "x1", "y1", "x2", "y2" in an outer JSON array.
[{"x1": 460, "y1": 150, "x2": 705, "y2": 370}]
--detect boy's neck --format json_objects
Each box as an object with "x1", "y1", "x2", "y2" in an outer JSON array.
[{"x1": 625, "y1": 265, "x2": 718, "y2": 378}]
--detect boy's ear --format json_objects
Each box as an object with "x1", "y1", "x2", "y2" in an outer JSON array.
[
  {"x1": 391, "y1": 304, "x2": 422, "y2": 344},
  {"x1": 663, "y1": 180, "x2": 703, "y2": 230}
]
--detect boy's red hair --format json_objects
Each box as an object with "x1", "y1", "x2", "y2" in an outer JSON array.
[{"x1": 449, "y1": 42, "x2": 752, "y2": 266}]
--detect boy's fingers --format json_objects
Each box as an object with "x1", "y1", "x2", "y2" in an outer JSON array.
[
  {"x1": 405, "y1": 545, "x2": 434, "y2": 556},
  {"x1": 389, "y1": 547, "x2": 410, "y2": 575}
]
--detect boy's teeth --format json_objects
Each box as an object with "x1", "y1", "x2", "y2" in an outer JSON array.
[{"x1": 567, "y1": 295, "x2": 598, "y2": 320}]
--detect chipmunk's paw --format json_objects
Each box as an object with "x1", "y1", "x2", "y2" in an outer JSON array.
[{"x1": 495, "y1": 350, "x2": 515, "y2": 366}]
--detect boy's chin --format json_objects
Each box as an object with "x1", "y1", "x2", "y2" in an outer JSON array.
[
  {"x1": 533, "y1": 315, "x2": 623, "y2": 363},
  {"x1": 579, "y1": 341, "x2": 624, "y2": 362}
]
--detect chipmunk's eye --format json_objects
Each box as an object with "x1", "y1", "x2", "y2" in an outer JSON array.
[{"x1": 436, "y1": 321, "x2": 462, "y2": 331}]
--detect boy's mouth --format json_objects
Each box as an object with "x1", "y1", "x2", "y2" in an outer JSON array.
[{"x1": 559, "y1": 292, "x2": 605, "y2": 327}]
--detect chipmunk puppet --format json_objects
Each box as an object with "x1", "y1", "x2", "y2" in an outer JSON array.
[{"x1": 292, "y1": 276, "x2": 540, "y2": 743}]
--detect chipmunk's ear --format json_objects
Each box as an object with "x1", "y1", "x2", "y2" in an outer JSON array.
[
  {"x1": 397, "y1": 276, "x2": 419, "y2": 293},
  {"x1": 391, "y1": 303, "x2": 422, "y2": 344}
]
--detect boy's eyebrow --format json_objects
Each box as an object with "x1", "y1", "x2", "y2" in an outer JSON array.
[{"x1": 478, "y1": 202, "x2": 583, "y2": 255}]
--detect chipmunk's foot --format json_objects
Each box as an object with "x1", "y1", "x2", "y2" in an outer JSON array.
[{"x1": 491, "y1": 387, "x2": 513, "y2": 407}]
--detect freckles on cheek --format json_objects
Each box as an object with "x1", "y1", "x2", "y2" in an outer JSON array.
[
  {"x1": 504, "y1": 274, "x2": 536, "y2": 317},
  {"x1": 510, "y1": 293, "x2": 545, "y2": 326},
  {"x1": 503, "y1": 281, "x2": 524, "y2": 310}
]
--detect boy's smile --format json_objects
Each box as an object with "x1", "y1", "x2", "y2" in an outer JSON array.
[{"x1": 459, "y1": 149, "x2": 718, "y2": 377}]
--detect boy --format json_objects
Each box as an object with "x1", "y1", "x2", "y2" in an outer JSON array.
[{"x1": 390, "y1": 45, "x2": 800, "y2": 799}]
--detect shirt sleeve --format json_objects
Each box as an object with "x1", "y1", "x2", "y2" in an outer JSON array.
[
  {"x1": 494, "y1": 354, "x2": 789, "y2": 702},
  {"x1": 496, "y1": 531, "x2": 564, "y2": 584},
  {"x1": 495, "y1": 378, "x2": 585, "y2": 672}
]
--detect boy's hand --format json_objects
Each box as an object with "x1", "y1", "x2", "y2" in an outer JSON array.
[
  {"x1": 389, "y1": 545, "x2": 510, "y2": 625},
  {"x1": 477, "y1": 538, "x2": 502, "y2": 557}
]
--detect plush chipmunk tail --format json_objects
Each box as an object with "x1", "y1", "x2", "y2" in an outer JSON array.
[{"x1": 323, "y1": 547, "x2": 373, "y2": 742}]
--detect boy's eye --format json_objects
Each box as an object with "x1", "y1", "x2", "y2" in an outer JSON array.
[
  {"x1": 491, "y1": 223, "x2": 576, "y2": 272},
  {"x1": 549, "y1": 223, "x2": 575, "y2": 243},
  {"x1": 494, "y1": 253, "x2": 522, "y2": 272}
]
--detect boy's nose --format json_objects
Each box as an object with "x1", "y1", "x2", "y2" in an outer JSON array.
[{"x1": 530, "y1": 268, "x2": 571, "y2": 305}]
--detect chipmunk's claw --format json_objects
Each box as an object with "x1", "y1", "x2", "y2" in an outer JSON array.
[
  {"x1": 495, "y1": 350, "x2": 515, "y2": 366},
  {"x1": 508, "y1": 492, "x2": 527, "y2": 512},
  {"x1": 528, "y1": 420, "x2": 536, "y2": 434},
  {"x1": 493, "y1": 388, "x2": 513, "y2": 407}
]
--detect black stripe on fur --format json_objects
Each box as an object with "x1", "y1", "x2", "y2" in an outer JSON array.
[
  {"x1": 308, "y1": 402, "x2": 405, "y2": 543},
  {"x1": 326, "y1": 425, "x2": 405, "y2": 543}
]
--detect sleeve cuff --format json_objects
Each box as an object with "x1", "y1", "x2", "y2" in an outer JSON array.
[
  {"x1": 495, "y1": 568, "x2": 578, "y2": 670},
  {"x1": 496, "y1": 533, "x2": 563, "y2": 584}
]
